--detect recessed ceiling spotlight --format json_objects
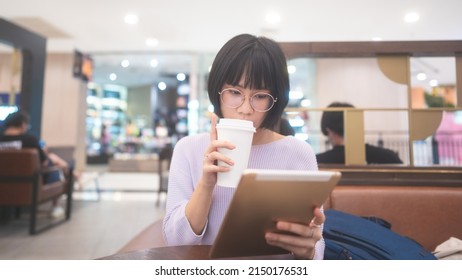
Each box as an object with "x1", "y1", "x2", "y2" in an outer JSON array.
[
  {"x1": 121, "y1": 59, "x2": 130, "y2": 68},
  {"x1": 150, "y1": 59, "x2": 158, "y2": 68},
  {"x1": 416, "y1": 72, "x2": 427, "y2": 81},
  {"x1": 265, "y1": 11, "x2": 281, "y2": 25},
  {"x1": 372, "y1": 37, "x2": 383, "y2": 41},
  {"x1": 124, "y1": 14, "x2": 139, "y2": 25},
  {"x1": 177, "y1": 73, "x2": 186, "y2": 81},
  {"x1": 145, "y1": 37, "x2": 159, "y2": 47},
  {"x1": 404, "y1": 12, "x2": 419, "y2": 23},
  {"x1": 109, "y1": 73, "x2": 117, "y2": 81}
]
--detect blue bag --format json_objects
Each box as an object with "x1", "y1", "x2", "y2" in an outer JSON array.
[{"x1": 323, "y1": 209, "x2": 436, "y2": 260}]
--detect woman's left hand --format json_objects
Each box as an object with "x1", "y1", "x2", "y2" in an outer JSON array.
[{"x1": 265, "y1": 207, "x2": 325, "y2": 260}]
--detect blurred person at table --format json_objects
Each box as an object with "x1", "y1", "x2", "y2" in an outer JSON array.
[
  {"x1": 163, "y1": 34, "x2": 324, "y2": 260},
  {"x1": 316, "y1": 102, "x2": 403, "y2": 164}
]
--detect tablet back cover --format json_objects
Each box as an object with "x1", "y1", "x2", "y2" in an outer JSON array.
[{"x1": 209, "y1": 169, "x2": 341, "y2": 258}]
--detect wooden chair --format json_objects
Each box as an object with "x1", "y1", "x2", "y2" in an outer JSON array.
[
  {"x1": 156, "y1": 144, "x2": 173, "y2": 207},
  {"x1": 0, "y1": 148, "x2": 73, "y2": 234}
]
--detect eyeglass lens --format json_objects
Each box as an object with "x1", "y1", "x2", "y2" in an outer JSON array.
[{"x1": 220, "y1": 89, "x2": 275, "y2": 112}]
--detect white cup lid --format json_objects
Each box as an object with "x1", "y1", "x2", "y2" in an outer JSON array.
[
  {"x1": 216, "y1": 119, "x2": 256, "y2": 132},
  {"x1": 218, "y1": 118, "x2": 254, "y2": 127}
]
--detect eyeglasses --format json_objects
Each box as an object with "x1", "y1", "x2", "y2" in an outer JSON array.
[{"x1": 218, "y1": 88, "x2": 277, "y2": 112}]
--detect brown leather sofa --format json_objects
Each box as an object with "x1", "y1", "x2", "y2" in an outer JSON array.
[
  {"x1": 117, "y1": 166, "x2": 462, "y2": 254},
  {"x1": 324, "y1": 185, "x2": 462, "y2": 252}
]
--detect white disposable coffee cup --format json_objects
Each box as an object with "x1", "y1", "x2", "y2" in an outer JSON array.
[{"x1": 216, "y1": 119, "x2": 256, "y2": 188}]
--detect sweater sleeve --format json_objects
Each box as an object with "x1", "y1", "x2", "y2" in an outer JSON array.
[{"x1": 162, "y1": 135, "x2": 208, "y2": 245}]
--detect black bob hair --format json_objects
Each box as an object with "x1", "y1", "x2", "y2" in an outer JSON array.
[
  {"x1": 320, "y1": 102, "x2": 354, "y2": 136},
  {"x1": 207, "y1": 34, "x2": 290, "y2": 130}
]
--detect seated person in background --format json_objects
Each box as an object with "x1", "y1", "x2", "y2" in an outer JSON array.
[
  {"x1": 0, "y1": 111, "x2": 47, "y2": 161},
  {"x1": 0, "y1": 110, "x2": 67, "y2": 218},
  {"x1": 316, "y1": 102, "x2": 403, "y2": 164},
  {"x1": 39, "y1": 139, "x2": 71, "y2": 173}
]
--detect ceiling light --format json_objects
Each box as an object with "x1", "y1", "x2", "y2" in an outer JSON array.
[
  {"x1": 287, "y1": 65, "x2": 296, "y2": 74},
  {"x1": 124, "y1": 14, "x2": 139, "y2": 25},
  {"x1": 177, "y1": 73, "x2": 186, "y2": 81},
  {"x1": 145, "y1": 37, "x2": 159, "y2": 47},
  {"x1": 416, "y1": 73, "x2": 427, "y2": 81},
  {"x1": 404, "y1": 12, "x2": 419, "y2": 23},
  {"x1": 158, "y1": 82, "x2": 167, "y2": 91},
  {"x1": 429, "y1": 79, "x2": 439, "y2": 87},
  {"x1": 121, "y1": 59, "x2": 130, "y2": 68},
  {"x1": 265, "y1": 12, "x2": 281, "y2": 25},
  {"x1": 150, "y1": 59, "x2": 158, "y2": 67},
  {"x1": 109, "y1": 73, "x2": 117, "y2": 81}
]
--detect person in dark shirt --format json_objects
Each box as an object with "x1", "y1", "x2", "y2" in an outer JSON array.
[
  {"x1": 316, "y1": 102, "x2": 403, "y2": 164},
  {"x1": 0, "y1": 111, "x2": 48, "y2": 162},
  {"x1": 0, "y1": 110, "x2": 67, "y2": 218}
]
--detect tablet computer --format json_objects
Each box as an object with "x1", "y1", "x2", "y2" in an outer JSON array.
[{"x1": 209, "y1": 169, "x2": 341, "y2": 258}]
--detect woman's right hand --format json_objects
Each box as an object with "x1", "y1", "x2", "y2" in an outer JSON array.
[
  {"x1": 187, "y1": 114, "x2": 236, "y2": 234},
  {"x1": 201, "y1": 114, "x2": 235, "y2": 189}
]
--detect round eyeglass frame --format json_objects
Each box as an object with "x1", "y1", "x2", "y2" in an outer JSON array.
[{"x1": 218, "y1": 88, "x2": 277, "y2": 113}]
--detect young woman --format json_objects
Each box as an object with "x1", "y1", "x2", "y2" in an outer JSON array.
[{"x1": 163, "y1": 34, "x2": 324, "y2": 259}]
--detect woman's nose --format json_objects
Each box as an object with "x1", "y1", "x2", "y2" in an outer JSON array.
[{"x1": 237, "y1": 95, "x2": 254, "y2": 113}]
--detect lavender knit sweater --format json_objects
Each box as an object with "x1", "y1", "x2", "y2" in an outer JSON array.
[{"x1": 162, "y1": 133, "x2": 324, "y2": 259}]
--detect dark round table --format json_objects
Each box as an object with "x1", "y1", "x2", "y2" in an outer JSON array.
[{"x1": 99, "y1": 245, "x2": 294, "y2": 260}]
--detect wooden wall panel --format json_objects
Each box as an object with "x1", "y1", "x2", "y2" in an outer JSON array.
[{"x1": 41, "y1": 53, "x2": 83, "y2": 147}]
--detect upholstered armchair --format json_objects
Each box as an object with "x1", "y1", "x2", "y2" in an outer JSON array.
[{"x1": 0, "y1": 148, "x2": 73, "y2": 234}]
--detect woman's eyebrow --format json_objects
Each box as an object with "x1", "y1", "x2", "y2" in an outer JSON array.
[
  {"x1": 226, "y1": 84, "x2": 269, "y2": 92},
  {"x1": 229, "y1": 84, "x2": 244, "y2": 88}
]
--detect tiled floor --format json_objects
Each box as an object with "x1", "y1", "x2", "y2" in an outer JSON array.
[{"x1": 0, "y1": 166, "x2": 166, "y2": 260}]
